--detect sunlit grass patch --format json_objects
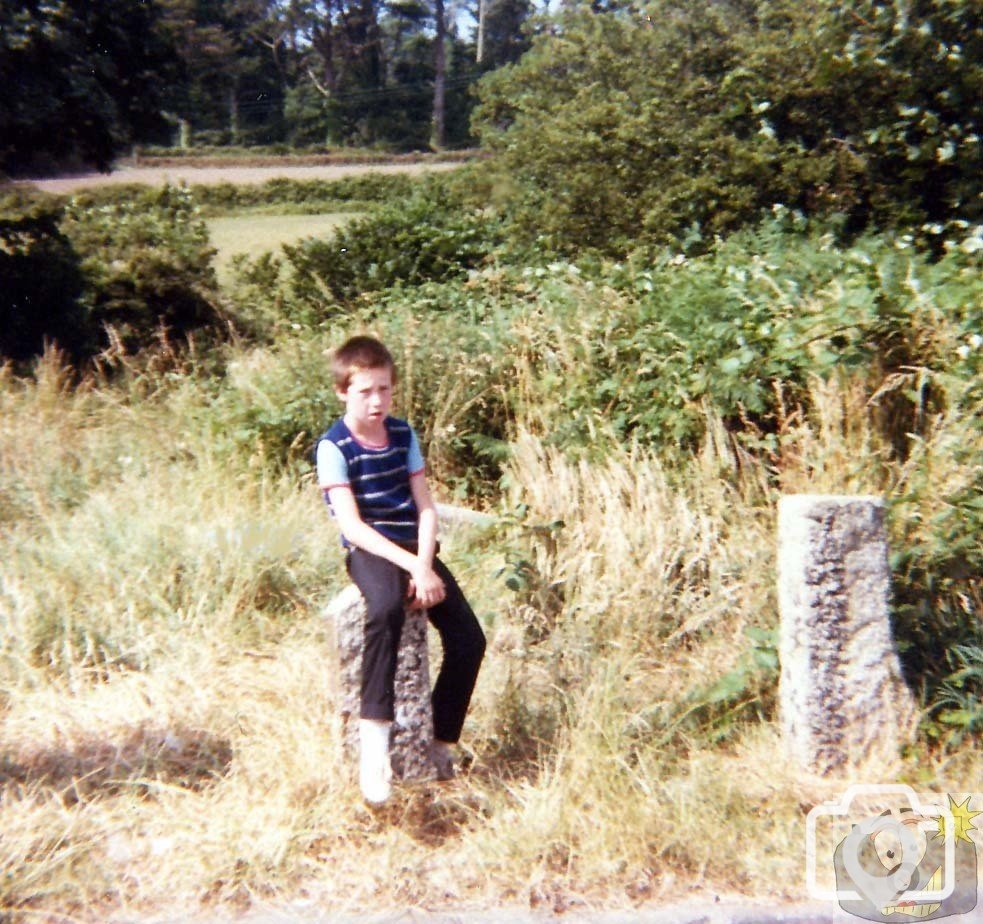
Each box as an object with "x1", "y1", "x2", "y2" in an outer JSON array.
[{"x1": 206, "y1": 212, "x2": 360, "y2": 286}]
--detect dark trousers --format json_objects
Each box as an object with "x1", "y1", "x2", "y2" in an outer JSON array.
[{"x1": 346, "y1": 548, "x2": 486, "y2": 743}]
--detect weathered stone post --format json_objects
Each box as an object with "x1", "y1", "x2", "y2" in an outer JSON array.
[
  {"x1": 326, "y1": 584, "x2": 436, "y2": 782},
  {"x1": 777, "y1": 495, "x2": 916, "y2": 774}
]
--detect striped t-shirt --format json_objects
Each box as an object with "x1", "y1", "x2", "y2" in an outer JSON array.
[{"x1": 316, "y1": 416, "x2": 424, "y2": 547}]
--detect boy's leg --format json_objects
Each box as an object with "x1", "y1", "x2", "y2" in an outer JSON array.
[
  {"x1": 426, "y1": 558, "x2": 486, "y2": 744},
  {"x1": 346, "y1": 548, "x2": 407, "y2": 722}
]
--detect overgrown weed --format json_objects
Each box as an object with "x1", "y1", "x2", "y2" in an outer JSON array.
[{"x1": 1, "y1": 280, "x2": 980, "y2": 919}]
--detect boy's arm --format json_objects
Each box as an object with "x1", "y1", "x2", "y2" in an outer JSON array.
[
  {"x1": 406, "y1": 471, "x2": 445, "y2": 609},
  {"x1": 326, "y1": 482, "x2": 446, "y2": 609},
  {"x1": 410, "y1": 470, "x2": 438, "y2": 569}
]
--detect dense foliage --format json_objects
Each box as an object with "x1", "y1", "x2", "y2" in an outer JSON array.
[
  {"x1": 282, "y1": 184, "x2": 503, "y2": 309},
  {"x1": 0, "y1": 204, "x2": 86, "y2": 362},
  {"x1": 473, "y1": 0, "x2": 983, "y2": 254},
  {"x1": 218, "y1": 214, "x2": 983, "y2": 741},
  {"x1": 0, "y1": 185, "x2": 223, "y2": 362},
  {"x1": 0, "y1": 0, "x2": 177, "y2": 174},
  {"x1": 1, "y1": 0, "x2": 531, "y2": 174},
  {"x1": 61, "y1": 186, "x2": 225, "y2": 355}
]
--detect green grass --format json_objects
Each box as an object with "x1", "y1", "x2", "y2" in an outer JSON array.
[{"x1": 206, "y1": 212, "x2": 360, "y2": 286}]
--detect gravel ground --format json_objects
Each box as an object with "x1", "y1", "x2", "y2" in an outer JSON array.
[{"x1": 134, "y1": 898, "x2": 856, "y2": 924}]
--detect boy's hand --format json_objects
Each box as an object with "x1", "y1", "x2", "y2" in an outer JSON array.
[{"x1": 406, "y1": 564, "x2": 445, "y2": 611}]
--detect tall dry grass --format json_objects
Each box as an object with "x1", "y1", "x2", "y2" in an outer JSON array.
[{"x1": 1, "y1": 350, "x2": 980, "y2": 921}]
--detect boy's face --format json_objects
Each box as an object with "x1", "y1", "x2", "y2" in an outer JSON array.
[{"x1": 337, "y1": 366, "x2": 393, "y2": 430}]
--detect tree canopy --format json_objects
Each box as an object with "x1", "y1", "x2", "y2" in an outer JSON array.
[
  {"x1": 472, "y1": 0, "x2": 983, "y2": 254},
  {"x1": 1, "y1": 0, "x2": 177, "y2": 173},
  {"x1": 1, "y1": 0, "x2": 534, "y2": 175},
  {"x1": 3, "y1": 0, "x2": 981, "y2": 263}
]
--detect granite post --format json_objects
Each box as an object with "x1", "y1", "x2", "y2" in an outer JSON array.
[
  {"x1": 777, "y1": 495, "x2": 916, "y2": 774},
  {"x1": 323, "y1": 505, "x2": 494, "y2": 783},
  {"x1": 325, "y1": 584, "x2": 436, "y2": 782}
]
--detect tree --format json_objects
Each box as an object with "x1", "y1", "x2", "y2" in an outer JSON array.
[
  {"x1": 0, "y1": 0, "x2": 178, "y2": 174},
  {"x1": 472, "y1": 0, "x2": 983, "y2": 254},
  {"x1": 276, "y1": 0, "x2": 395, "y2": 144},
  {"x1": 157, "y1": 0, "x2": 285, "y2": 145},
  {"x1": 477, "y1": 0, "x2": 532, "y2": 68},
  {"x1": 278, "y1": 0, "x2": 479, "y2": 148},
  {"x1": 432, "y1": 0, "x2": 447, "y2": 147}
]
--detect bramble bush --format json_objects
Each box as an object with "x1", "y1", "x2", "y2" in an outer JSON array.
[
  {"x1": 498, "y1": 216, "x2": 983, "y2": 457},
  {"x1": 0, "y1": 200, "x2": 88, "y2": 362},
  {"x1": 0, "y1": 184, "x2": 228, "y2": 363},
  {"x1": 60, "y1": 184, "x2": 224, "y2": 354}
]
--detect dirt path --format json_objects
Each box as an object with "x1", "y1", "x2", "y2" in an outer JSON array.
[{"x1": 17, "y1": 160, "x2": 463, "y2": 194}]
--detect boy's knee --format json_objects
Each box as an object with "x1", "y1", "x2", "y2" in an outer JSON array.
[
  {"x1": 435, "y1": 617, "x2": 484, "y2": 669},
  {"x1": 462, "y1": 623, "x2": 486, "y2": 667}
]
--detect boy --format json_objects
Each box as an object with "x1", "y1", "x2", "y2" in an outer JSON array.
[{"x1": 316, "y1": 336, "x2": 486, "y2": 804}]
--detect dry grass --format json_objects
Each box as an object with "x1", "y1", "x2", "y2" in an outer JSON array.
[{"x1": 1, "y1": 351, "x2": 980, "y2": 921}]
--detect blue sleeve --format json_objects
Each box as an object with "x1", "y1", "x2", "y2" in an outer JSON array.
[
  {"x1": 407, "y1": 427, "x2": 425, "y2": 475},
  {"x1": 316, "y1": 439, "x2": 349, "y2": 488}
]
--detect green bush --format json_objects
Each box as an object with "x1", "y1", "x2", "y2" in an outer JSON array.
[
  {"x1": 0, "y1": 204, "x2": 88, "y2": 362},
  {"x1": 485, "y1": 216, "x2": 980, "y2": 456},
  {"x1": 472, "y1": 0, "x2": 983, "y2": 254},
  {"x1": 53, "y1": 174, "x2": 422, "y2": 218},
  {"x1": 486, "y1": 219, "x2": 982, "y2": 737},
  {"x1": 60, "y1": 184, "x2": 224, "y2": 354},
  {"x1": 190, "y1": 174, "x2": 419, "y2": 213},
  {"x1": 282, "y1": 182, "x2": 504, "y2": 310},
  {"x1": 886, "y1": 257, "x2": 983, "y2": 740}
]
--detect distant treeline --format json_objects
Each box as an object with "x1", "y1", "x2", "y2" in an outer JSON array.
[{"x1": 0, "y1": 0, "x2": 533, "y2": 176}]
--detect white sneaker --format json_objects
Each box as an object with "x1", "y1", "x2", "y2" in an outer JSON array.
[{"x1": 359, "y1": 720, "x2": 393, "y2": 805}]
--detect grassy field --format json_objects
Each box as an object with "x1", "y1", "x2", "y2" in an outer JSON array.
[{"x1": 206, "y1": 212, "x2": 359, "y2": 286}]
